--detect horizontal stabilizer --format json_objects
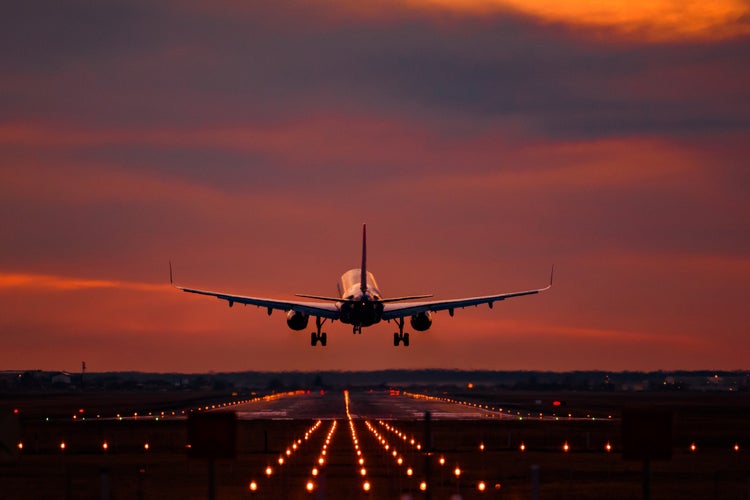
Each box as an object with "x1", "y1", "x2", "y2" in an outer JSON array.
[
  {"x1": 379, "y1": 295, "x2": 433, "y2": 303},
  {"x1": 295, "y1": 293, "x2": 433, "y2": 303}
]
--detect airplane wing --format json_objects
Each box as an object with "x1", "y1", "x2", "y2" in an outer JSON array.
[
  {"x1": 170, "y1": 265, "x2": 340, "y2": 319},
  {"x1": 382, "y1": 268, "x2": 553, "y2": 320}
]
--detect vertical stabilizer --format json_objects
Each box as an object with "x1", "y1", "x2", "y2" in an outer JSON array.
[{"x1": 360, "y1": 224, "x2": 367, "y2": 294}]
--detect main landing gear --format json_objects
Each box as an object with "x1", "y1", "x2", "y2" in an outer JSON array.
[
  {"x1": 393, "y1": 318, "x2": 410, "y2": 347},
  {"x1": 310, "y1": 317, "x2": 327, "y2": 347}
]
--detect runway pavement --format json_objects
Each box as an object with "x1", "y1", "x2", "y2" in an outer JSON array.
[{"x1": 217, "y1": 390, "x2": 561, "y2": 421}]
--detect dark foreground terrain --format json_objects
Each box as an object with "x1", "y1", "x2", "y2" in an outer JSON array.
[{"x1": 2, "y1": 389, "x2": 749, "y2": 499}]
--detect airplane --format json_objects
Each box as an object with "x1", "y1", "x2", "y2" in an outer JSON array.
[{"x1": 170, "y1": 224, "x2": 552, "y2": 347}]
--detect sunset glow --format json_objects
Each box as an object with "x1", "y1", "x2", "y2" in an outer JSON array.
[{"x1": 1, "y1": 0, "x2": 748, "y2": 372}]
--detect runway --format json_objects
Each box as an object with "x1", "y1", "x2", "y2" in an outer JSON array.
[{"x1": 209, "y1": 389, "x2": 603, "y2": 422}]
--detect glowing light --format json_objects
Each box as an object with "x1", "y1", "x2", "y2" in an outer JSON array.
[
  {"x1": 734, "y1": 443, "x2": 740, "y2": 452},
  {"x1": 454, "y1": 466, "x2": 461, "y2": 477},
  {"x1": 60, "y1": 442, "x2": 66, "y2": 451},
  {"x1": 363, "y1": 481, "x2": 371, "y2": 492},
  {"x1": 520, "y1": 442, "x2": 526, "y2": 452},
  {"x1": 439, "y1": 456, "x2": 446, "y2": 465},
  {"x1": 306, "y1": 481, "x2": 315, "y2": 492},
  {"x1": 318, "y1": 457, "x2": 325, "y2": 465},
  {"x1": 420, "y1": 481, "x2": 427, "y2": 491},
  {"x1": 17, "y1": 442, "x2": 23, "y2": 450},
  {"x1": 360, "y1": 467, "x2": 367, "y2": 476},
  {"x1": 690, "y1": 442, "x2": 697, "y2": 452},
  {"x1": 249, "y1": 481, "x2": 258, "y2": 492},
  {"x1": 605, "y1": 442, "x2": 612, "y2": 452},
  {"x1": 102, "y1": 442, "x2": 108, "y2": 451},
  {"x1": 312, "y1": 467, "x2": 318, "y2": 476},
  {"x1": 265, "y1": 466, "x2": 273, "y2": 476},
  {"x1": 144, "y1": 443, "x2": 150, "y2": 451},
  {"x1": 478, "y1": 481, "x2": 486, "y2": 491},
  {"x1": 563, "y1": 442, "x2": 570, "y2": 452},
  {"x1": 406, "y1": 467, "x2": 413, "y2": 476},
  {"x1": 278, "y1": 457, "x2": 284, "y2": 465},
  {"x1": 479, "y1": 442, "x2": 485, "y2": 451}
]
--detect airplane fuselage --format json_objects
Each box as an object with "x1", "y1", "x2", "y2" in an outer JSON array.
[{"x1": 337, "y1": 269, "x2": 384, "y2": 328}]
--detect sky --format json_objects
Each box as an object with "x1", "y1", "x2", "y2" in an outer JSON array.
[{"x1": 1, "y1": 0, "x2": 749, "y2": 373}]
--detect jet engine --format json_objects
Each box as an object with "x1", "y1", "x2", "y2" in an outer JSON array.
[
  {"x1": 286, "y1": 310, "x2": 309, "y2": 331},
  {"x1": 410, "y1": 311, "x2": 433, "y2": 331}
]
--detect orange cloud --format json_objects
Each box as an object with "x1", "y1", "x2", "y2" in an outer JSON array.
[
  {"x1": 0, "y1": 272, "x2": 166, "y2": 292},
  {"x1": 408, "y1": 0, "x2": 750, "y2": 41}
]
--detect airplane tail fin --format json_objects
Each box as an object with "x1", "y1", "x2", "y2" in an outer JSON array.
[{"x1": 360, "y1": 224, "x2": 367, "y2": 294}]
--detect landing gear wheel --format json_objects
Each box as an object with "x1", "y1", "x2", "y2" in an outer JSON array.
[
  {"x1": 320, "y1": 332, "x2": 327, "y2": 347},
  {"x1": 311, "y1": 332, "x2": 317, "y2": 346},
  {"x1": 403, "y1": 332, "x2": 410, "y2": 347},
  {"x1": 394, "y1": 332, "x2": 400, "y2": 347}
]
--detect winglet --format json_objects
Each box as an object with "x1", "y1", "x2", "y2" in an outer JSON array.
[
  {"x1": 360, "y1": 224, "x2": 367, "y2": 294},
  {"x1": 549, "y1": 264, "x2": 555, "y2": 287}
]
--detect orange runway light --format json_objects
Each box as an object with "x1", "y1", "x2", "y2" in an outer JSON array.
[
  {"x1": 249, "y1": 481, "x2": 258, "y2": 492},
  {"x1": 563, "y1": 442, "x2": 570, "y2": 452},
  {"x1": 60, "y1": 442, "x2": 66, "y2": 451},
  {"x1": 265, "y1": 466, "x2": 273, "y2": 476},
  {"x1": 363, "y1": 481, "x2": 371, "y2": 492},
  {"x1": 734, "y1": 443, "x2": 740, "y2": 452},
  {"x1": 690, "y1": 442, "x2": 697, "y2": 452},
  {"x1": 454, "y1": 466, "x2": 461, "y2": 477},
  {"x1": 419, "y1": 481, "x2": 427, "y2": 491},
  {"x1": 478, "y1": 481, "x2": 486, "y2": 491},
  {"x1": 520, "y1": 442, "x2": 526, "y2": 452},
  {"x1": 17, "y1": 442, "x2": 23, "y2": 451},
  {"x1": 306, "y1": 481, "x2": 315, "y2": 492}
]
